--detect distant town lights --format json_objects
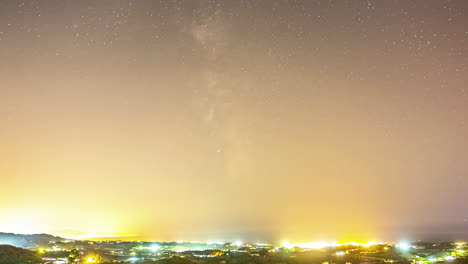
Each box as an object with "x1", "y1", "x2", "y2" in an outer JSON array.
[
  {"x1": 455, "y1": 242, "x2": 466, "y2": 248},
  {"x1": 280, "y1": 241, "x2": 379, "y2": 249},
  {"x1": 281, "y1": 241, "x2": 292, "y2": 249},
  {"x1": 234, "y1": 241, "x2": 243, "y2": 247},
  {"x1": 396, "y1": 241, "x2": 411, "y2": 251},
  {"x1": 150, "y1": 245, "x2": 160, "y2": 251}
]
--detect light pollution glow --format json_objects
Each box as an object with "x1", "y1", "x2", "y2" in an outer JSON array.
[{"x1": 1, "y1": 0, "x2": 468, "y2": 242}]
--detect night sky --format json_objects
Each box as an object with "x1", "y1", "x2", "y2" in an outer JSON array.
[{"x1": 1, "y1": 0, "x2": 468, "y2": 243}]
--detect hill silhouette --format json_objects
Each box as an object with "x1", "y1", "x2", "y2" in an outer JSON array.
[
  {"x1": 0, "y1": 233, "x2": 63, "y2": 248},
  {"x1": 0, "y1": 245, "x2": 42, "y2": 264}
]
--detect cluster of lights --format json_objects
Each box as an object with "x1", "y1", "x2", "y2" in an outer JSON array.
[
  {"x1": 134, "y1": 245, "x2": 161, "y2": 252},
  {"x1": 128, "y1": 257, "x2": 139, "y2": 263},
  {"x1": 396, "y1": 241, "x2": 411, "y2": 251},
  {"x1": 86, "y1": 257, "x2": 97, "y2": 263},
  {"x1": 281, "y1": 241, "x2": 380, "y2": 249},
  {"x1": 36, "y1": 238, "x2": 467, "y2": 264},
  {"x1": 38, "y1": 247, "x2": 65, "y2": 253},
  {"x1": 456, "y1": 242, "x2": 467, "y2": 249},
  {"x1": 234, "y1": 241, "x2": 243, "y2": 247},
  {"x1": 420, "y1": 255, "x2": 459, "y2": 263}
]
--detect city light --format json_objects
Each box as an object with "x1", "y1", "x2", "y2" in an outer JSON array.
[
  {"x1": 281, "y1": 241, "x2": 291, "y2": 249},
  {"x1": 128, "y1": 257, "x2": 139, "y2": 263},
  {"x1": 396, "y1": 241, "x2": 411, "y2": 251},
  {"x1": 279, "y1": 241, "x2": 381, "y2": 249},
  {"x1": 234, "y1": 241, "x2": 243, "y2": 247},
  {"x1": 361, "y1": 241, "x2": 378, "y2": 247},
  {"x1": 2, "y1": 232, "x2": 468, "y2": 264},
  {"x1": 455, "y1": 242, "x2": 466, "y2": 248},
  {"x1": 150, "y1": 245, "x2": 160, "y2": 251}
]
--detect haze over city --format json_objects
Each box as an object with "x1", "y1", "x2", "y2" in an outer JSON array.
[{"x1": 1, "y1": 0, "x2": 468, "y2": 246}]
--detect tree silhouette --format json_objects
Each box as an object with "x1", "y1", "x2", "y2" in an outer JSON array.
[{"x1": 68, "y1": 249, "x2": 80, "y2": 264}]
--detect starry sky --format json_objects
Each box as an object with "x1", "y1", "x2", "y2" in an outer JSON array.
[{"x1": 1, "y1": 0, "x2": 468, "y2": 243}]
